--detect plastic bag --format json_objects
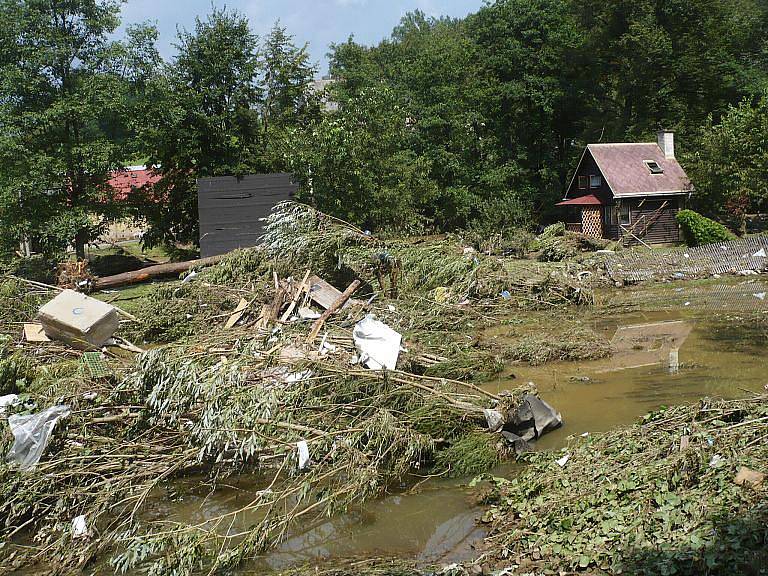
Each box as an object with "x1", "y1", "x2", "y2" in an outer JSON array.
[
  {"x1": 6, "y1": 405, "x2": 71, "y2": 470},
  {"x1": 353, "y1": 315, "x2": 402, "y2": 371}
]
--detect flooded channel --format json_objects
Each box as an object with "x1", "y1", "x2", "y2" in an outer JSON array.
[{"x1": 162, "y1": 299, "x2": 767, "y2": 573}]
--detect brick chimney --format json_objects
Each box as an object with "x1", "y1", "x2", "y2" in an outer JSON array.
[{"x1": 657, "y1": 130, "x2": 675, "y2": 159}]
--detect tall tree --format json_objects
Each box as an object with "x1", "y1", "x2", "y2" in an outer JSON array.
[
  {"x1": 686, "y1": 91, "x2": 768, "y2": 233},
  {"x1": 261, "y1": 22, "x2": 318, "y2": 161},
  {"x1": 575, "y1": 0, "x2": 768, "y2": 143},
  {"x1": 138, "y1": 7, "x2": 265, "y2": 247},
  {"x1": 0, "y1": 0, "x2": 126, "y2": 258}
]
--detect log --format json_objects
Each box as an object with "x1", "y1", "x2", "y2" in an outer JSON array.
[
  {"x1": 307, "y1": 279, "x2": 361, "y2": 343},
  {"x1": 92, "y1": 254, "x2": 226, "y2": 290}
]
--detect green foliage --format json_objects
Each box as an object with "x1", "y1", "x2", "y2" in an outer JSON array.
[
  {"x1": 686, "y1": 92, "x2": 768, "y2": 232},
  {"x1": 0, "y1": 352, "x2": 34, "y2": 394},
  {"x1": 0, "y1": 278, "x2": 43, "y2": 331},
  {"x1": 0, "y1": 0, "x2": 144, "y2": 257},
  {"x1": 433, "y1": 432, "x2": 505, "y2": 477},
  {"x1": 121, "y1": 284, "x2": 237, "y2": 344},
  {"x1": 676, "y1": 209, "x2": 736, "y2": 246},
  {"x1": 483, "y1": 397, "x2": 768, "y2": 574},
  {"x1": 508, "y1": 326, "x2": 611, "y2": 365},
  {"x1": 287, "y1": 84, "x2": 438, "y2": 233},
  {"x1": 136, "y1": 14, "x2": 320, "y2": 247}
]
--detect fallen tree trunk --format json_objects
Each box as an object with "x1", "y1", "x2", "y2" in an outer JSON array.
[{"x1": 92, "y1": 254, "x2": 226, "y2": 291}]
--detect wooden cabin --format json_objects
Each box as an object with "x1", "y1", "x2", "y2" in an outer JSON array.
[{"x1": 557, "y1": 131, "x2": 691, "y2": 245}]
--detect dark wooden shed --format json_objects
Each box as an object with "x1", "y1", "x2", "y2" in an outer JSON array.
[
  {"x1": 557, "y1": 132, "x2": 692, "y2": 246},
  {"x1": 197, "y1": 173, "x2": 298, "y2": 258}
]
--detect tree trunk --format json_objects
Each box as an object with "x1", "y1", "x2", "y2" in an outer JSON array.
[
  {"x1": 92, "y1": 254, "x2": 227, "y2": 290},
  {"x1": 74, "y1": 228, "x2": 88, "y2": 260}
]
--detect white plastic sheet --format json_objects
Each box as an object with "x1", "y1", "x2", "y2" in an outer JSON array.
[
  {"x1": 6, "y1": 405, "x2": 71, "y2": 470},
  {"x1": 72, "y1": 515, "x2": 89, "y2": 538},
  {"x1": 0, "y1": 393, "x2": 19, "y2": 414},
  {"x1": 352, "y1": 314, "x2": 402, "y2": 371},
  {"x1": 296, "y1": 440, "x2": 310, "y2": 470}
]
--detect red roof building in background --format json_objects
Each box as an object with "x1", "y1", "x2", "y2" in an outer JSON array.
[{"x1": 107, "y1": 165, "x2": 161, "y2": 201}]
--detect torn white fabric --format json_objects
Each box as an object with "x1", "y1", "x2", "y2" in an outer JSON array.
[
  {"x1": 483, "y1": 408, "x2": 504, "y2": 432},
  {"x1": 352, "y1": 314, "x2": 402, "y2": 371},
  {"x1": 555, "y1": 454, "x2": 570, "y2": 467},
  {"x1": 754, "y1": 292, "x2": 766, "y2": 300},
  {"x1": 298, "y1": 307, "x2": 321, "y2": 320},
  {"x1": 297, "y1": 440, "x2": 310, "y2": 470},
  {"x1": 6, "y1": 405, "x2": 71, "y2": 470},
  {"x1": 753, "y1": 248, "x2": 766, "y2": 258},
  {"x1": 283, "y1": 370, "x2": 313, "y2": 384}
]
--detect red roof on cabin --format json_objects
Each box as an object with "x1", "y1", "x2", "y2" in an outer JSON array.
[
  {"x1": 585, "y1": 143, "x2": 690, "y2": 197},
  {"x1": 107, "y1": 166, "x2": 161, "y2": 201},
  {"x1": 556, "y1": 193, "x2": 603, "y2": 206}
]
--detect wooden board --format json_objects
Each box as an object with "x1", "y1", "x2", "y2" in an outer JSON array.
[
  {"x1": 197, "y1": 173, "x2": 298, "y2": 258},
  {"x1": 308, "y1": 275, "x2": 342, "y2": 310},
  {"x1": 225, "y1": 298, "x2": 249, "y2": 329},
  {"x1": 23, "y1": 323, "x2": 50, "y2": 343}
]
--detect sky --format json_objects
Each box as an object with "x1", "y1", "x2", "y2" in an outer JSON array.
[{"x1": 117, "y1": 0, "x2": 485, "y2": 77}]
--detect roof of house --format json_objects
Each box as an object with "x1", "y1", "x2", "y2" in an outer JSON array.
[
  {"x1": 586, "y1": 143, "x2": 690, "y2": 197},
  {"x1": 108, "y1": 166, "x2": 161, "y2": 201},
  {"x1": 556, "y1": 193, "x2": 603, "y2": 206}
]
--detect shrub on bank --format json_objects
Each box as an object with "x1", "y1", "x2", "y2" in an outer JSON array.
[{"x1": 676, "y1": 209, "x2": 736, "y2": 246}]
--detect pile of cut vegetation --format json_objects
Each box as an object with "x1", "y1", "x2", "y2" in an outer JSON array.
[
  {"x1": 0, "y1": 203, "x2": 602, "y2": 574},
  {"x1": 0, "y1": 294, "x2": 519, "y2": 574},
  {"x1": 479, "y1": 395, "x2": 768, "y2": 575}
]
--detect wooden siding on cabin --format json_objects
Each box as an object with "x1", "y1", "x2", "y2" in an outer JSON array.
[
  {"x1": 197, "y1": 173, "x2": 298, "y2": 258},
  {"x1": 621, "y1": 196, "x2": 683, "y2": 245},
  {"x1": 566, "y1": 149, "x2": 613, "y2": 204}
]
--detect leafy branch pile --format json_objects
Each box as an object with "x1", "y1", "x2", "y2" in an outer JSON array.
[
  {"x1": 480, "y1": 395, "x2": 768, "y2": 575},
  {"x1": 0, "y1": 307, "x2": 513, "y2": 575},
  {"x1": 261, "y1": 202, "x2": 594, "y2": 308}
]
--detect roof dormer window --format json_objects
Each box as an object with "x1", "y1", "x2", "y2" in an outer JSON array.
[{"x1": 644, "y1": 160, "x2": 664, "y2": 174}]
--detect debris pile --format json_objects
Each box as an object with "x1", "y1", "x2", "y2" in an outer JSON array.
[
  {"x1": 0, "y1": 202, "x2": 592, "y2": 574},
  {"x1": 479, "y1": 395, "x2": 768, "y2": 575},
  {"x1": 531, "y1": 223, "x2": 611, "y2": 263}
]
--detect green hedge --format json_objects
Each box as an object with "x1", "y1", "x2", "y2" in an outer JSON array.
[{"x1": 676, "y1": 209, "x2": 736, "y2": 246}]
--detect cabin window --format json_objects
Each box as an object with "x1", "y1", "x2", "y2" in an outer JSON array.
[
  {"x1": 644, "y1": 160, "x2": 664, "y2": 174},
  {"x1": 589, "y1": 174, "x2": 602, "y2": 188},
  {"x1": 604, "y1": 205, "x2": 617, "y2": 226},
  {"x1": 578, "y1": 175, "x2": 588, "y2": 190},
  {"x1": 619, "y1": 203, "x2": 631, "y2": 225}
]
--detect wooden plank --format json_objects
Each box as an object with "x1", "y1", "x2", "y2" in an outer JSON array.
[
  {"x1": 307, "y1": 280, "x2": 362, "y2": 343},
  {"x1": 225, "y1": 298, "x2": 249, "y2": 329},
  {"x1": 308, "y1": 275, "x2": 344, "y2": 310},
  {"x1": 24, "y1": 323, "x2": 50, "y2": 342}
]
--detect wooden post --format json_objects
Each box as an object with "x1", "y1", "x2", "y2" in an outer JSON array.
[{"x1": 306, "y1": 280, "x2": 361, "y2": 343}]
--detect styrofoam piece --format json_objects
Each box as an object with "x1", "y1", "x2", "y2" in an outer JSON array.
[{"x1": 37, "y1": 290, "x2": 119, "y2": 349}]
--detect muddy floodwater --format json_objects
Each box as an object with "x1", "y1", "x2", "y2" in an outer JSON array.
[{"x1": 160, "y1": 303, "x2": 767, "y2": 573}]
